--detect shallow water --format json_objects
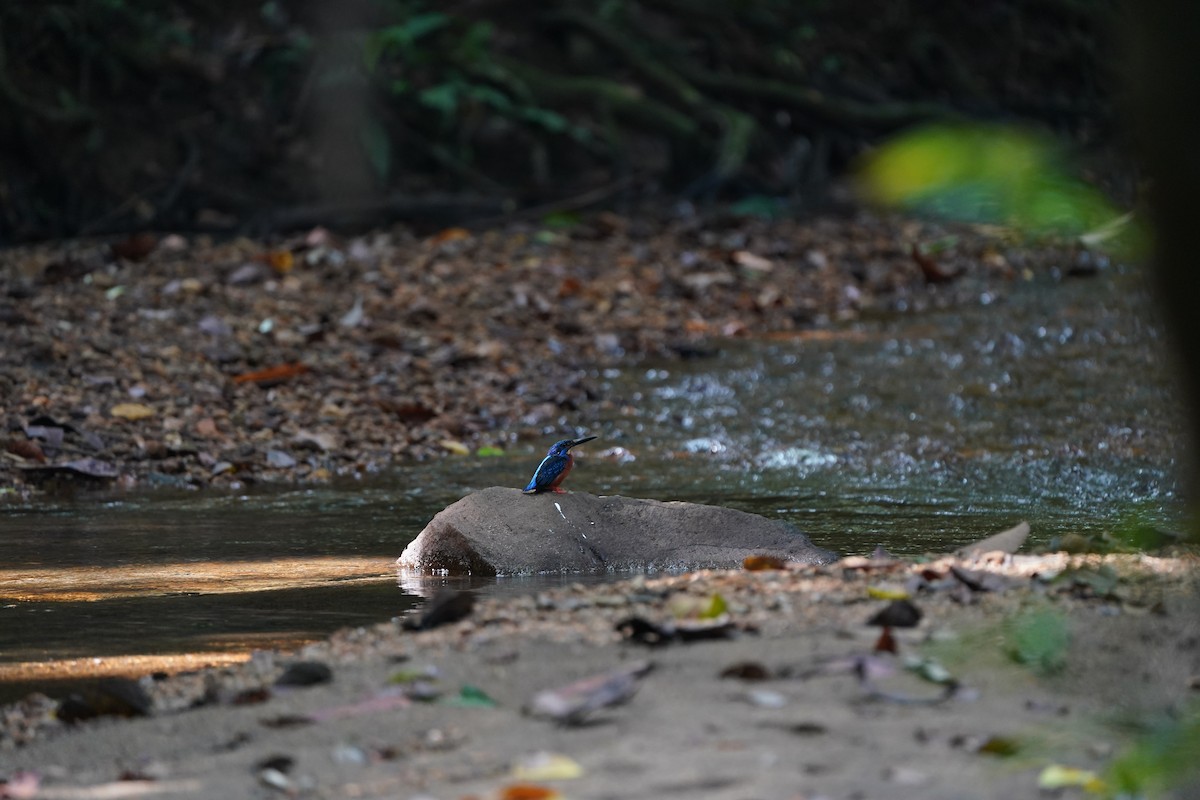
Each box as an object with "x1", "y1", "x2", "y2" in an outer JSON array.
[{"x1": 0, "y1": 268, "x2": 1183, "y2": 699}]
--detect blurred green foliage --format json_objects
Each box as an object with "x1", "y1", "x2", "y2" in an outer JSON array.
[
  {"x1": 0, "y1": 0, "x2": 1120, "y2": 237},
  {"x1": 1104, "y1": 705, "x2": 1200, "y2": 798},
  {"x1": 859, "y1": 124, "x2": 1145, "y2": 257},
  {"x1": 1005, "y1": 606, "x2": 1070, "y2": 675}
]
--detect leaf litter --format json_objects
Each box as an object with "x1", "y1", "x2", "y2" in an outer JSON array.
[{"x1": 0, "y1": 210, "x2": 1078, "y2": 496}]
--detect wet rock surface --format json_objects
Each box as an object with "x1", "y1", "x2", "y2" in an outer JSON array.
[{"x1": 398, "y1": 487, "x2": 838, "y2": 574}]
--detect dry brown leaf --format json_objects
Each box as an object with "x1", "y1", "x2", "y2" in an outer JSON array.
[
  {"x1": 743, "y1": 554, "x2": 787, "y2": 571},
  {"x1": 6, "y1": 439, "x2": 47, "y2": 463},
  {"x1": 231, "y1": 363, "x2": 310, "y2": 386}
]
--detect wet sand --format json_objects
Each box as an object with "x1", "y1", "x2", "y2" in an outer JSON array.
[{"x1": 2, "y1": 550, "x2": 1197, "y2": 799}]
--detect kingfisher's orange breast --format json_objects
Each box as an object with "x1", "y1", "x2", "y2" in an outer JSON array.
[{"x1": 548, "y1": 453, "x2": 574, "y2": 488}]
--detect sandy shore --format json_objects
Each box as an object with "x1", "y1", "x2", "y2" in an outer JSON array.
[{"x1": 2, "y1": 549, "x2": 1197, "y2": 799}]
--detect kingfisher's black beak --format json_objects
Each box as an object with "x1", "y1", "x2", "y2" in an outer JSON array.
[{"x1": 566, "y1": 436, "x2": 597, "y2": 449}]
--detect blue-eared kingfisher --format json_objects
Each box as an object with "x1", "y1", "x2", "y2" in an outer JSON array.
[{"x1": 522, "y1": 436, "x2": 597, "y2": 494}]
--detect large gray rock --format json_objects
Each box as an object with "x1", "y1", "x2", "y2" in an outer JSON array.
[{"x1": 397, "y1": 487, "x2": 837, "y2": 575}]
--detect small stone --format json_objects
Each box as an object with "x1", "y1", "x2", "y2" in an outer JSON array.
[
  {"x1": 275, "y1": 661, "x2": 332, "y2": 687},
  {"x1": 744, "y1": 689, "x2": 788, "y2": 709},
  {"x1": 266, "y1": 450, "x2": 297, "y2": 468}
]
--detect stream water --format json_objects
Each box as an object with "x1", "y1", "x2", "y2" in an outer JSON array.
[{"x1": 0, "y1": 267, "x2": 1183, "y2": 701}]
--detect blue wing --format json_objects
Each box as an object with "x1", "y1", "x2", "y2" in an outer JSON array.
[{"x1": 523, "y1": 454, "x2": 568, "y2": 493}]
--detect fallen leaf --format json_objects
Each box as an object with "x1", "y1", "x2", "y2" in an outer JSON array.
[
  {"x1": 110, "y1": 403, "x2": 155, "y2": 421},
  {"x1": 6, "y1": 439, "x2": 46, "y2": 463},
  {"x1": 512, "y1": 752, "x2": 584, "y2": 781},
  {"x1": 743, "y1": 554, "x2": 786, "y2": 571},
  {"x1": 1037, "y1": 764, "x2": 1104, "y2": 792},
  {"x1": 866, "y1": 585, "x2": 910, "y2": 601},
  {"x1": 732, "y1": 250, "x2": 774, "y2": 272},
  {"x1": 976, "y1": 735, "x2": 1021, "y2": 757},
  {"x1": 903, "y1": 656, "x2": 955, "y2": 685},
  {"x1": 476, "y1": 445, "x2": 505, "y2": 457},
  {"x1": 305, "y1": 690, "x2": 411, "y2": 722},
  {"x1": 377, "y1": 400, "x2": 438, "y2": 423},
  {"x1": 439, "y1": 439, "x2": 470, "y2": 455},
  {"x1": 700, "y1": 593, "x2": 728, "y2": 620},
  {"x1": 950, "y1": 565, "x2": 1011, "y2": 593},
  {"x1": 232, "y1": 363, "x2": 310, "y2": 386},
  {"x1": 525, "y1": 660, "x2": 653, "y2": 725},
  {"x1": 617, "y1": 615, "x2": 735, "y2": 645},
  {"x1": 257, "y1": 249, "x2": 294, "y2": 274},
  {"x1": 956, "y1": 521, "x2": 1030, "y2": 557},
  {"x1": 429, "y1": 227, "x2": 471, "y2": 245},
  {"x1": 442, "y1": 685, "x2": 497, "y2": 708},
  {"x1": 557, "y1": 277, "x2": 584, "y2": 298},
  {"x1": 498, "y1": 785, "x2": 562, "y2": 800}
]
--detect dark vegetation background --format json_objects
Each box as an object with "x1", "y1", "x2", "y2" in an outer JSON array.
[{"x1": 0, "y1": 0, "x2": 1124, "y2": 243}]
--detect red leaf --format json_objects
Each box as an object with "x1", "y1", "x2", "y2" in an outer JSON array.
[
  {"x1": 6, "y1": 439, "x2": 47, "y2": 463},
  {"x1": 232, "y1": 363, "x2": 310, "y2": 386}
]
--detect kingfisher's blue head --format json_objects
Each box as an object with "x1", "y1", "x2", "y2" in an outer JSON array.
[{"x1": 548, "y1": 435, "x2": 596, "y2": 456}]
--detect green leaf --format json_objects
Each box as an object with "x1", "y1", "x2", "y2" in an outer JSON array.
[
  {"x1": 475, "y1": 446, "x2": 505, "y2": 457},
  {"x1": 365, "y1": 14, "x2": 449, "y2": 71},
  {"x1": 455, "y1": 20, "x2": 494, "y2": 63},
  {"x1": 419, "y1": 83, "x2": 460, "y2": 116},
  {"x1": 388, "y1": 667, "x2": 435, "y2": 684},
  {"x1": 520, "y1": 106, "x2": 569, "y2": 133},
  {"x1": 902, "y1": 655, "x2": 954, "y2": 685},
  {"x1": 463, "y1": 84, "x2": 513, "y2": 112},
  {"x1": 442, "y1": 684, "x2": 497, "y2": 708},
  {"x1": 700, "y1": 593, "x2": 727, "y2": 620}
]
